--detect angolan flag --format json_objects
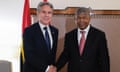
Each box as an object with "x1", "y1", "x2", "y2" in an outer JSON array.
[{"x1": 20, "y1": 0, "x2": 31, "y2": 72}]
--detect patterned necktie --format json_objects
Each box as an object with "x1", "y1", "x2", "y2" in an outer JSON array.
[
  {"x1": 79, "y1": 31, "x2": 85, "y2": 55},
  {"x1": 44, "y1": 27, "x2": 51, "y2": 51}
]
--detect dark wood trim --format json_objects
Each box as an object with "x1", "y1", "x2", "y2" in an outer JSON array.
[{"x1": 30, "y1": 7, "x2": 120, "y2": 15}]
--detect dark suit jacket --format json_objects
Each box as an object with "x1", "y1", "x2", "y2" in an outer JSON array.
[
  {"x1": 56, "y1": 26, "x2": 110, "y2": 72},
  {"x1": 23, "y1": 22, "x2": 58, "y2": 72}
]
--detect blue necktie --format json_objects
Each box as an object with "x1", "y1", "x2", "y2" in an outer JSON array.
[{"x1": 44, "y1": 27, "x2": 51, "y2": 51}]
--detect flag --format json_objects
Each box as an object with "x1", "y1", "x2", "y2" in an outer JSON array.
[
  {"x1": 20, "y1": 0, "x2": 31, "y2": 72},
  {"x1": 22, "y1": 0, "x2": 31, "y2": 33}
]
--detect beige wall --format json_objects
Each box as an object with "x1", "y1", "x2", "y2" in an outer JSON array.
[
  {"x1": 32, "y1": 15, "x2": 120, "y2": 72},
  {"x1": 91, "y1": 15, "x2": 120, "y2": 72},
  {"x1": 30, "y1": 0, "x2": 120, "y2": 10}
]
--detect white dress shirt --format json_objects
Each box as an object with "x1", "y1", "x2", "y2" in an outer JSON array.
[
  {"x1": 39, "y1": 22, "x2": 53, "y2": 49},
  {"x1": 77, "y1": 25, "x2": 90, "y2": 45}
]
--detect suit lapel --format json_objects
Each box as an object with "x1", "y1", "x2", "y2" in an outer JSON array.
[
  {"x1": 36, "y1": 23, "x2": 48, "y2": 50},
  {"x1": 68, "y1": 27, "x2": 95, "y2": 57},
  {"x1": 49, "y1": 26, "x2": 56, "y2": 50},
  {"x1": 82, "y1": 26, "x2": 95, "y2": 56},
  {"x1": 73, "y1": 29, "x2": 81, "y2": 57}
]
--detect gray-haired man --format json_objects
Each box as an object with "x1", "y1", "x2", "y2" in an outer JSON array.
[
  {"x1": 56, "y1": 7, "x2": 110, "y2": 72},
  {"x1": 23, "y1": 2, "x2": 58, "y2": 72}
]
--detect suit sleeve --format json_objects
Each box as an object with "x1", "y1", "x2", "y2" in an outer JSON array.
[
  {"x1": 23, "y1": 28, "x2": 47, "y2": 71},
  {"x1": 56, "y1": 34, "x2": 70, "y2": 71},
  {"x1": 98, "y1": 32, "x2": 110, "y2": 72}
]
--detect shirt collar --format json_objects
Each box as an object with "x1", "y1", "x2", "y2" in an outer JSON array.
[{"x1": 39, "y1": 22, "x2": 49, "y2": 30}]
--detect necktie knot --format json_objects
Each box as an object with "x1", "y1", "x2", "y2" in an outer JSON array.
[
  {"x1": 80, "y1": 31, "x2": 85, "y2": 34},
  {"x1": 44, "y1": 27, "x2": 48, "y2": 31}
]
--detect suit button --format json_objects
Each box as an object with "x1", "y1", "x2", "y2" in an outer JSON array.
[{"x1": 80, "y1": 60, "x2": 83, "y2": 62}]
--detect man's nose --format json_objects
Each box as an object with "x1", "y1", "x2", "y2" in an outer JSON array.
[{"x1": 45, "y1": 12, "x2": 49, "y2": 16}]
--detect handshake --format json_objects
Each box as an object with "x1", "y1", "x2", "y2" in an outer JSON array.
[{"x1": 47, "y1": 65, "x2": 57, "y2": 72}]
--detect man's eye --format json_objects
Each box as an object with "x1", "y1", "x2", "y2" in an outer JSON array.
[
  {"x1": 48, "y1": 12, "x2": 52, "y2": 14},
  {"x1": 42, "y1": 11, "x2": 46, "y2": 13}
]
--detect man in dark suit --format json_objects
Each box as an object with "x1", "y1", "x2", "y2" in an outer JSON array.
[
  {"x1": 23, "y1": 2, "x2": 58, "y2": 72},
  {"x1": 56, "y1": 7, "x2": 110, "y2": 72}
]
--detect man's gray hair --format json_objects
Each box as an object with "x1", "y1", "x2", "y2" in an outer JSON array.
[
  {"x1": 75, "y1": 7, "x2": 93, "y2": 16},
  {"x1": 37, "y1": 2, "x2": 54, "y2": 12}
]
